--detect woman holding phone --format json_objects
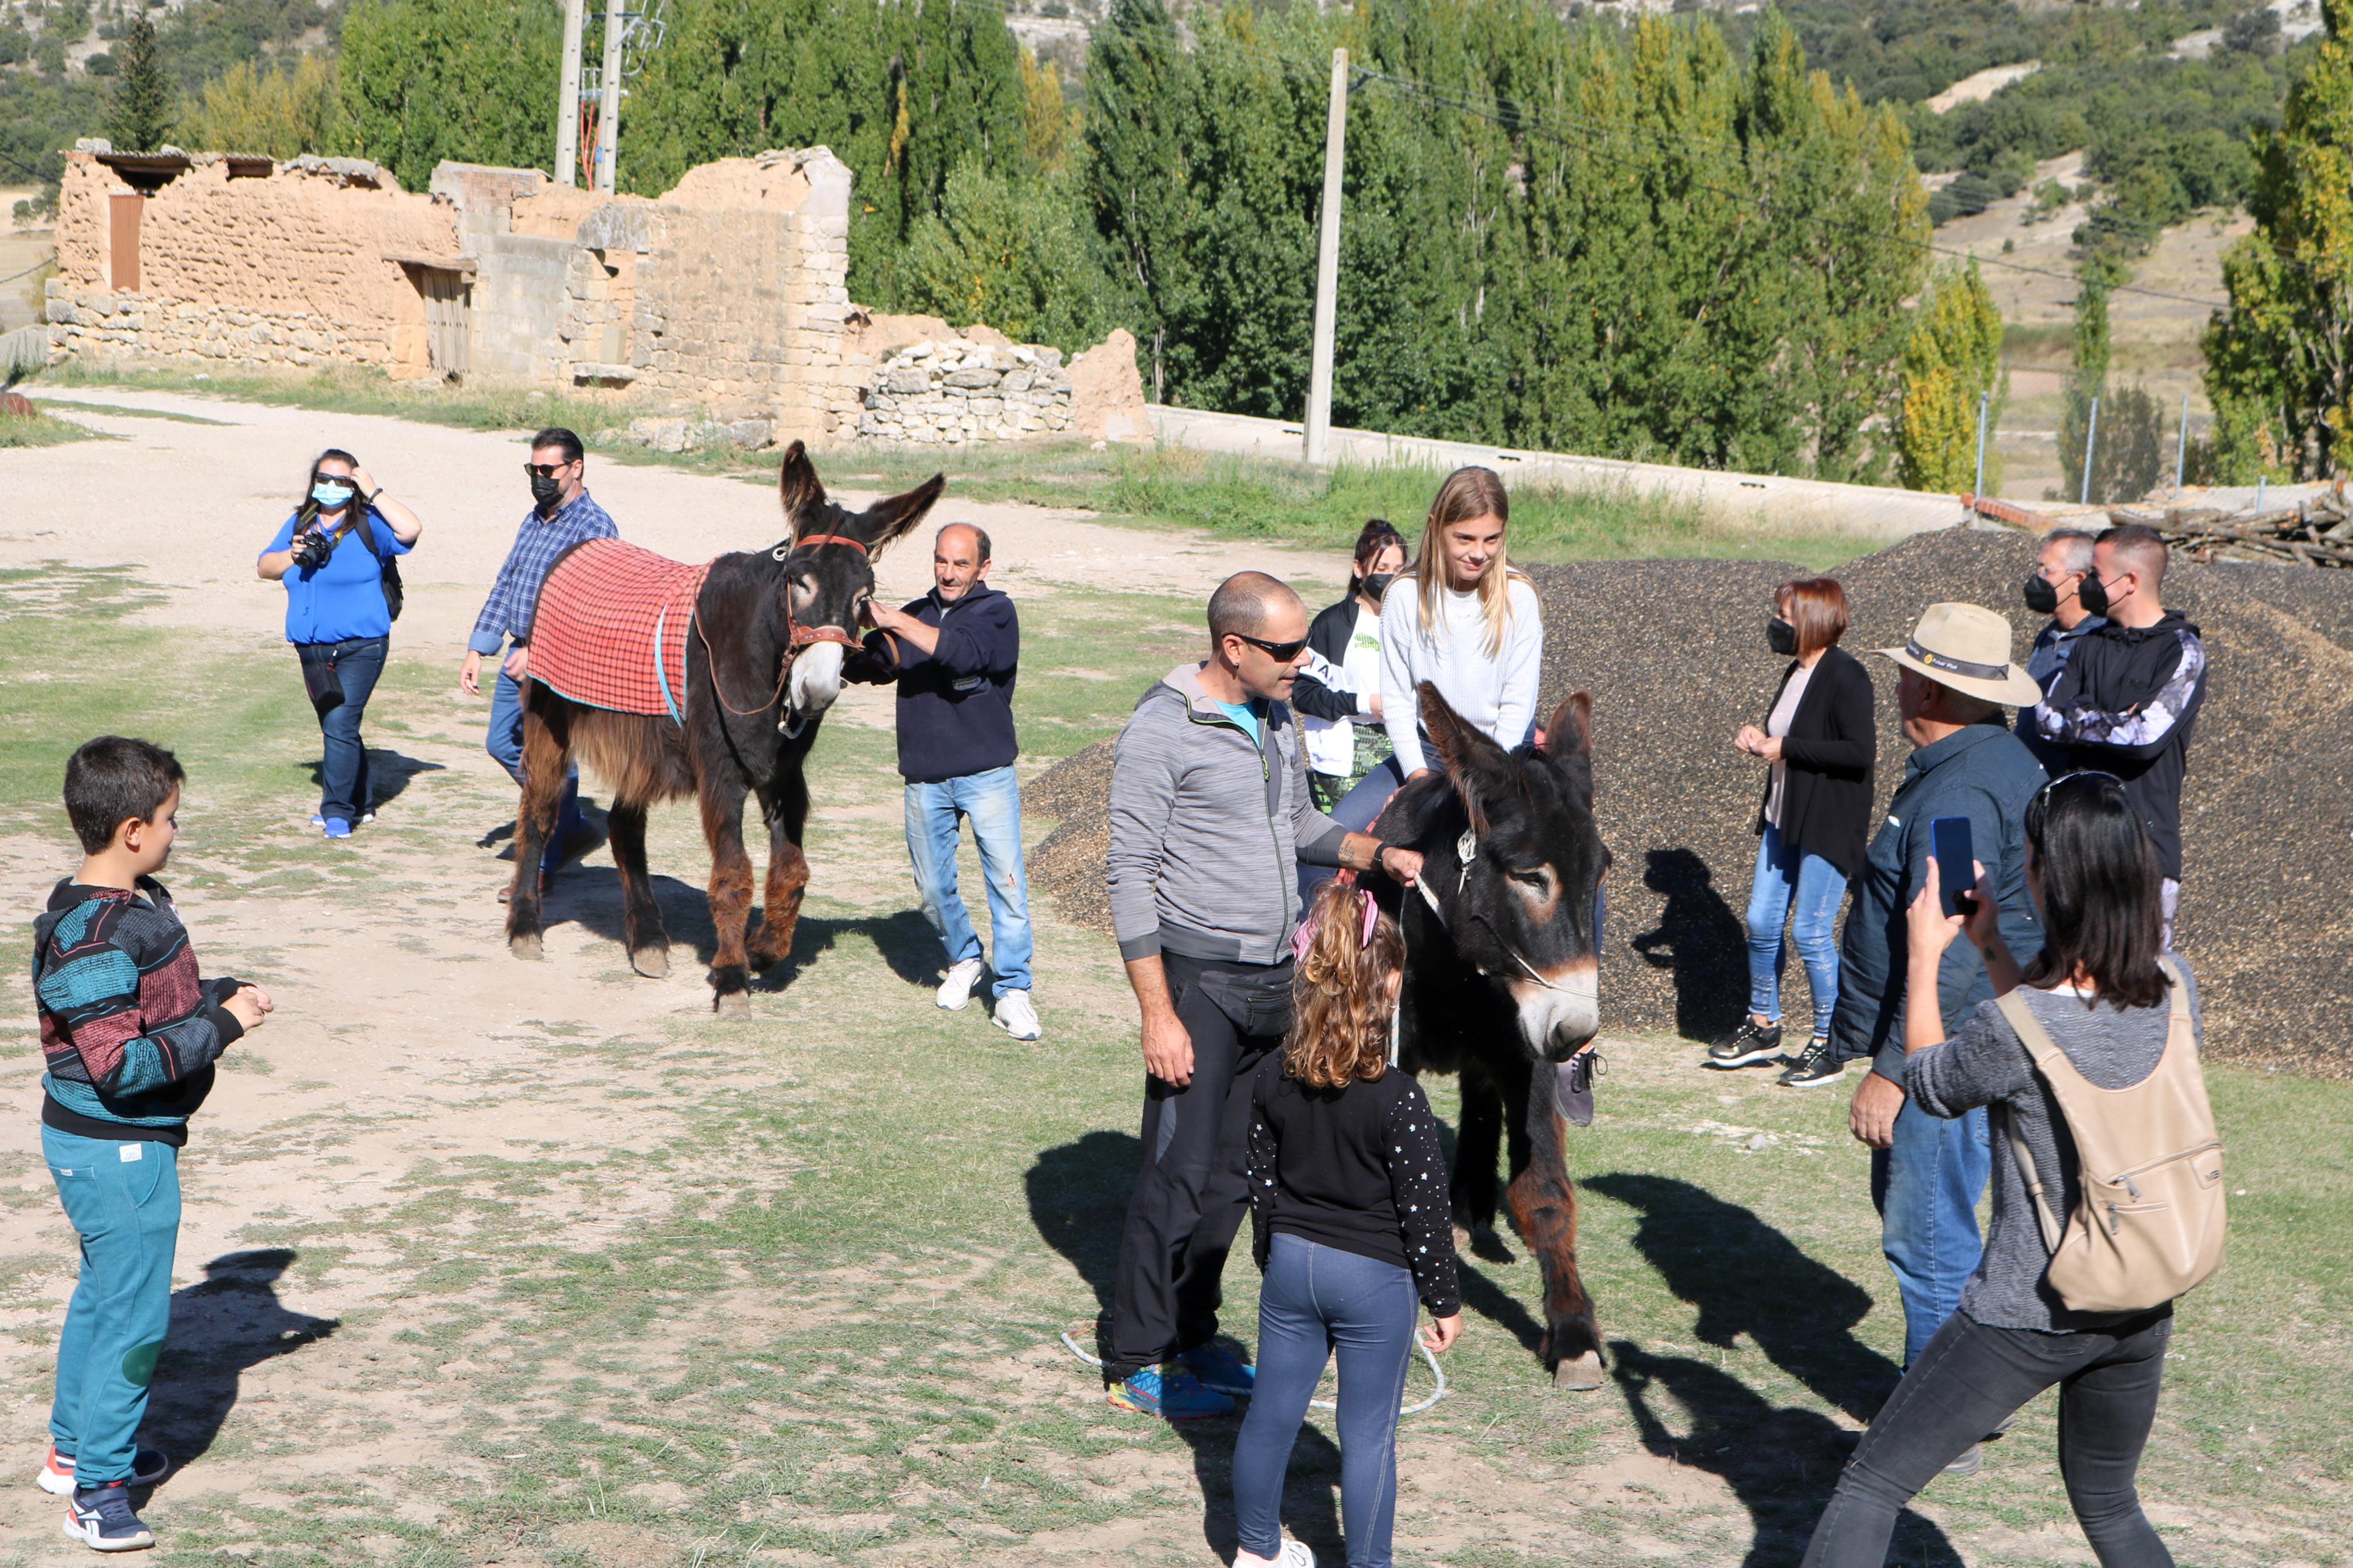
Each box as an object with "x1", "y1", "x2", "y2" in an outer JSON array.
[{"x1": 257, "y1": 449, "x2": 423, "y2": 838}]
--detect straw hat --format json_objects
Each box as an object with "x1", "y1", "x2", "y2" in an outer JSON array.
[{"x1": 1875, "y1": 602, "x2": 2044, "y2": 707}]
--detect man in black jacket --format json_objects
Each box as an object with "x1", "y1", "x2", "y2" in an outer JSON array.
[
  {"x1": 2029, "y1": 524, "x2": 2207, "y2": 943},
  {"x1": 852, "y1": 524, "x2": 1038, "y2": 1040}
]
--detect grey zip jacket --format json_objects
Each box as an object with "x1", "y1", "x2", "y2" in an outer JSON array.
[{"x1": 1109, "y1": 663, "x2": 1350, "y2": 964}]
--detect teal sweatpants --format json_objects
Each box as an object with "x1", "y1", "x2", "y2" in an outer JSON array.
[{"x1": 42, "y1": 1125, "x2": 180, "y2": 1487}]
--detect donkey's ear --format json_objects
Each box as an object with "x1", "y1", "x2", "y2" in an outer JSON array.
[
  {"x1": 778, "y1": 440, "x2": 825, "y2": 524},
  {"x1": 1541, "y1": 691, "x2": 1593, "y2": 761},
  {"x1": 852, "y1": 472, "x2": 947, "y2": 555},
  {"x1": 1419, "y1": 681, "x2": 1513, "y2": 833}
]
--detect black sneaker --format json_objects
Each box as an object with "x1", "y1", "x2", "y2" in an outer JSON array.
[
  {"x1": 1776, "y1": 1037, "x2": 1846, "y2": 1089},
  {"x1": 62, "y1": 1481, "x2": 154, "y2": 1551},
  {"x1": 1707, "y1": 1017, "x2": 1784, "y2": 1069}
]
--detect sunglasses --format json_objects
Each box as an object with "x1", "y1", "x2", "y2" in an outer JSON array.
[
  {"x1": 523, "y1": 460, "x2": 577, "y2": 479},
  {"x1": 2025, "y1": 769, "x2": 2125, "y2": 837},
  {"x1": 1233, "y1": 632, "x2": 1311, "y2": 662}
]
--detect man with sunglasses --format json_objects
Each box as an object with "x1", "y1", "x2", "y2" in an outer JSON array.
[
  {"x1": 460, "y1": 428, "x2": 618, "y2": 886},
  {"x1": 1101, "y1": 571, "x2": 1425, "y2": 1420}
]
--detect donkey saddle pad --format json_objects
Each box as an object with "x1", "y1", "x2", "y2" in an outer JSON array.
[{"x1": 530, "y1": 539, "x2": 713, "y2": 721}]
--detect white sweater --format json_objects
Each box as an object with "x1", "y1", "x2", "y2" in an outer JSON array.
[{"x1": 1378, "y1": 575, "x2": 1545, "y2": 776}]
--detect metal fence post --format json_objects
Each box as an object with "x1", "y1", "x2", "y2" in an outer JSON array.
[
  {"x1": 1972, "y1": 390, "x2": 1990, "y2": 500},
  {"x1": 2080, "y1": 396, "x2": 2100, "y2": 506}
]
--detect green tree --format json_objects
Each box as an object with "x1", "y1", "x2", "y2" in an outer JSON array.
[
  {"x1": 2059, "y1": 261, "x2": 2112, "y2": 502},
  {"x1": 332, "y1": 0, "x2": 559, "y2": 192},
  {"x1": 102, "y1": 12, "x2": 171, "y2": 151},
  {"x1": 2202, "y1": 0, "x2": 2353, "y2": 480},
  {"x1": 184, "y1": 55, "x2": 336, "y2": 157},
  {"x1": 1897, "y1": 257, "x2": 2005, "y2": 492},
  {"x1": 899, "y1": 159, "x2": 1105, "y2": 349}
]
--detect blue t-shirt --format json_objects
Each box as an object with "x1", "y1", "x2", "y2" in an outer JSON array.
[
  {"x1": 1216, "y1": 699, "x2": 1266, "y2": 745},
  {"x1": 263, "y1": 509, "x2": 411, "y2": 644}
]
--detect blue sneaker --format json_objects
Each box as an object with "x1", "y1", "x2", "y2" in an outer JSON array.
[
  {"x1": 322, "y1": 818, "x2": 352, "y2": 840},
  {"x1": 62, "y1": 1481, "x2": 154, "y2": 1551},
  {"x1": 1106, "y1": 1364, "x2": 1234, "y2": 1420},
  {"x1": 1180, "y1": 1342, "x2": 1256, "y2": 1395},
  {"x1": 309, "y1": 813, "x2": 325, "y2": 830}
]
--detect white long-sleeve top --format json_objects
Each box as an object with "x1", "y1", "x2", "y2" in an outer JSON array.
[{"x1": 1378, "y1": 574, "x2": 1544, "y2": 776}]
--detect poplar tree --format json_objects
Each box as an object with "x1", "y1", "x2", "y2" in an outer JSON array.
[
  {"x1": 1897, "y1": 258, "x2": 2004, "y2": 493},
  {"x1": 2059, "y1": 262, "x2": 2112, "y2": 501},
  {"x1": 104, "y1": 12, "x2": 171, "y2": 152}
]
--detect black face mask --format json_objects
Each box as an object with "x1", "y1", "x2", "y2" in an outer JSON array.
[
  {"x1": 2077, "y1": 572, "x2": 2109, "y2": 618},
  {"x1": 1360, "y1": 571, "x2": 1397, "y2": 602},
  {"x1": 1767, "y1": 617, "x2": 1799, "y2": 657},
  {"x1": 530, "y1": 472, "x2": 564, "y2": 510},
  {"x1": 2022, "y1": 573, "x2": 2060, "y2": 615}
]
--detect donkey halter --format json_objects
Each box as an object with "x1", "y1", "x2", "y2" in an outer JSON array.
[
  {"x1": 700, "y1": 532, "x2": 872, "y2": 726},
  {"x1": 1415, "y1": 826, "x2": 1587, "y2": 995}
]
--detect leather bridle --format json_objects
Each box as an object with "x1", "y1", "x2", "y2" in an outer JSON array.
[{"x1": 699, "y1": 531, "x2": 872, "y2": 723}]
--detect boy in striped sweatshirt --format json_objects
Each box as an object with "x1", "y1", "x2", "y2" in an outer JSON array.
[{"x1": 31, "y1": 737, "x2": 272, "y2": 1552}]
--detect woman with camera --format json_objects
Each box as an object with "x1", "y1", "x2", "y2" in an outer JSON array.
[{"x1": 257, "y1": 449, "x2": 423, "y2": 838}]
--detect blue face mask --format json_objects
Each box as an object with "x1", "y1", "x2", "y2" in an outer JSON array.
[{"x1": 313, "y1": 479, "x2": 356, "y2": 507}]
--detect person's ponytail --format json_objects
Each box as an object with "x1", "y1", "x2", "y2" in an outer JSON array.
[{"x1": 1285, "y1": 881, "x2": 1405, "y2": 1087}]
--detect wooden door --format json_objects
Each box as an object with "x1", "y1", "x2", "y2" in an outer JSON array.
[
  {"x1": 108, "y1": 193, "x2": 142, "y2": 292},
  {"x1": 421, "y1": 268, "x2": 471, "y2": 378}
]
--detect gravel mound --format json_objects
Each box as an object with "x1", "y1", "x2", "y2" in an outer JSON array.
[{"x1": 1026, "y1": 529, "x2": 2353, "y2": 1075}]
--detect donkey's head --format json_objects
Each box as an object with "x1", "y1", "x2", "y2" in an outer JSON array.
[
  {"x1": 1418, "y1": 682, "x2": 1608, "y2": 1062},
  {"x1": 770, "y1": 440, "x2": 944, "y2": 724}
]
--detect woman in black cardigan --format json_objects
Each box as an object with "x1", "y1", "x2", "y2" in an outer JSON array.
[{"x1": 1712, "y1": 577, "x2": 1877, "y2": 1085}]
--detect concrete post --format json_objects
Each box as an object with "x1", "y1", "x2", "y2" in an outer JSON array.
[
  {"x1": 556, "y1": 0, "x2": 585, "y2": 185},
  {"x1": 595, "y1": 1, "x2": 626, "y2": 193},
  {"x1": 1972, "y1": 390, "x2": 1989, "y2": 500},
  {"x1": 2174, "y1": 392, "x2": 2191, "y2": 493},
  {"x1": 2080, "y1": 396, "x2": 2100, "y2": 506},
  {"x1": 1304, "y1": 48, "x2": 1348, "y2": 467}
]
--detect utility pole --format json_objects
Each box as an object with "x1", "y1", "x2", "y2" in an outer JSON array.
[
  {"x1": 1972, "y1": 391, "x2": 1990, "y2": 500},
  {"x1": 2079, "y1": 396, "x2": 2100, "y2": 506},
  {"x1": 2173, "y1": 393, "x2": 2191, "y2": 493},
  {"x1": 1304, "y1": 47, "x2": 1348, "y2": 466},
  {"x1": 556, "y1": 0, "x2": 585, "y2": 186},
  {"x1": 594, "y1": 0, "x2": 626, "y2": 193}
]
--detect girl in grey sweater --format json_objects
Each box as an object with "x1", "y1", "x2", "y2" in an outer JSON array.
[{"x1": 1805, "y1": 772, "x2": 2196, "y2": 1568}]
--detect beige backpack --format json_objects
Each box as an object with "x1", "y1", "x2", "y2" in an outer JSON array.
[{"x1": 1994, "y1": 958, "x2": 2227, "y2": 1314}]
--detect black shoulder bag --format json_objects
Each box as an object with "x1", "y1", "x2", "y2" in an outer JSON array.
[{"x1": 347, "y1": 507, "x2": 405, "y2": 622}]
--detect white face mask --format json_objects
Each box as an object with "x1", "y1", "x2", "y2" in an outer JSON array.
[{"x1": 313, "y1": 479, "x2": 356, "y2": 507}]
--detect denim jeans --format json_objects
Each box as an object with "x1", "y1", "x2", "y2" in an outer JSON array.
[
  {"x1": 1872, "y1": 1096, "x2": 1992, "y2": 1368},
  {"x1": 1804, "y1": 1307, "x2": 2175, "y2": 1568},
  {"x1": 43, "y1": 1126, "x2": 180, "y2": 1488},
  {"x1": 1744, "y1": 823, "x2": 1849, "y2": 1039},
  {"x1": 486, "y1": 663, "x2": 584, "y2": 850},
  {"x1": 1232, "y1": 1235, "x2": 1418, "y2": 1568},
  {"x1": 300, "y1": 635, "x2": 385, "y2": 823},
  {"x1": 904, "y1": 765, "x2": 1032, "y2": 994}
]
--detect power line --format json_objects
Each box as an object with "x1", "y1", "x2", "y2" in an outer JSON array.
[{"x1": 0, "y1": 250, "x2": 58, "y2": 287}]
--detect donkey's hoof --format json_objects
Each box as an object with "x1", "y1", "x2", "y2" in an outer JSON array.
[
  {"x1": 630, "y1": 945, "x2": 670, "y2": 979},
  {"x1": 713, "y1": 989, "x2": 751, "y2": 1018},
  {"x1": 1553, "y1": 1351, "x2": 1605, "y2": 1391},
  {"x1": 510, "y1": 931, "x2": 544, "y2": 962}
]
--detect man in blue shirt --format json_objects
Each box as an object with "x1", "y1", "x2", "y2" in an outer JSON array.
[
  {"x1": 460, "y1": 428, "x2": 617, "y2": 880},
  {"x1": 850, "y1": 524, "x2": 1039, "y2": 1040}
]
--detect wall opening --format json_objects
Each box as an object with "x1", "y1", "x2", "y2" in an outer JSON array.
[
  {"x1": 592, "y1": 248, "x2": 637, "y2": 365},
  {"x1": 108, "y1": 193, "x2": 143, "y2": 292},
  {"x1": 409, "y1": 265, "x2": 472, "y2": 379}
]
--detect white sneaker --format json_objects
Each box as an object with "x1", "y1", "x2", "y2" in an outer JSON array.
[
  {"x1": 935, "y1": 957, "x2": 986, "y2": 1011},
  {"x1": 1238, "y1": 1541, "x2": 1317, "y2": 1568},
  {"x1": 992, "y1": 989, "x2": 1042, "y2": 1041}
]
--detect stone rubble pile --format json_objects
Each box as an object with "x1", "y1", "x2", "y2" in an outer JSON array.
[
  {"x1": 856, "y1": 339, "x2": 1073, "y2": 443},
  {"x1": 594, "y1": 415, "x2": 777, "y2": 454}
]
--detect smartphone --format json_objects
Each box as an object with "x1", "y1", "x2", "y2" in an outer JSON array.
[{"x1": 1929, "y1": 816, "x2": 1978, "y2": 918}]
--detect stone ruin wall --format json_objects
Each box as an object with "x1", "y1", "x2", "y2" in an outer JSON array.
[{"x1": 47, "y1": 154, "x2": 457, "y2": 374}]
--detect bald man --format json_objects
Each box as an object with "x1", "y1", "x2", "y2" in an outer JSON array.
[
  {"x1": 853, "y1": 522, "x2": 1038, "y2": 1040},
  {"x1": 2029, "y1": 523, "x2": 2208, "y2": 940},
  {"x1": 1099, "y1": 571, "x2": 1425, "y2": 1419}
]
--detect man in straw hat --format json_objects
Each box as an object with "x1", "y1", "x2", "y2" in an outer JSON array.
[{"x1": 1819, "y1": 603, "x2": 2049, "y2": 1407}]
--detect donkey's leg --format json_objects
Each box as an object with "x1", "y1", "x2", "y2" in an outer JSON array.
[
  {"x1": 746, "y1": 766, "x2": 811, "y2": 973},
  {"x1": 698, "y1": 773, "x2": 757, "y2": 1014},
  {"x1": 507, "y1": 699, "x2": 570, "y2": 960},
  {"x1": 1504, "y1": 1059, "x2": 1604, "y2": 1390},
  {"x1": 606, "y1": 799, "x2": 669, "y2": 979},
  {"x1": 1451, "y1": 1064, "x2": 1506, "y2": 1242}
]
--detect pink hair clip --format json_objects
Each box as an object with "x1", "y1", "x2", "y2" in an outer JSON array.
[{"x1": 1292, "y1": 887, "x2": 1382, "y2": 961}]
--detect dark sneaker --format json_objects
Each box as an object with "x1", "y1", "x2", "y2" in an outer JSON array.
[
  {"x1": 1777, "y1": 1038, "x2": 1846, "y2": 1089},
  {"x1": 1708, "y1": 1017, "x2": 1784, "y2": 1069},
  {"x1": 1940, "y1": 1443, "x2": 1985, "y2": 1479},
  {"x1": 1556, "y1": 1048, "x2": 1606, "y2": 1126},
  {"x1": 62, "y1": 1482, "x2": 154, "y2": 1551},
  {"x1": 1106, "y1": 1364, "x2": 1234, "y2": 1420},
  {"x1": 1179, "y1": 1342, "x2": 1255, "y2": 1396}
]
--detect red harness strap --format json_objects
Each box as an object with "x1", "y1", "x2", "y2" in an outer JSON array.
[{"x1": 701, "y1": 532, "x2": 875, "y2": 717}]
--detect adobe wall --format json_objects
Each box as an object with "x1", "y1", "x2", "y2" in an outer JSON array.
[{"x1": 47, "y1": 152, "x2": 455, "y2": 375}]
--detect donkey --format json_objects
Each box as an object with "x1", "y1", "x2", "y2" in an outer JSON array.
[
  {"x1": 1375, "y1": 682, "x2": 1612, "y2": 1388},
  {"x1": 506, "y1": 442, "x2": 944, "y2": 1011}
]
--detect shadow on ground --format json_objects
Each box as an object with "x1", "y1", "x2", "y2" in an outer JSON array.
[
  {"x1": 534, "y1": 867, "x2": 941, "y2": 989},
  {"x1": 299, "y1": 749, "x2": 446, "y2": 813},
  {"x1": 144, "y1": 1250, "x2": 337, "y2": 1478},
  {"x1": 1628, "y1": 847, "x2": 1748, "y2": 1042},
  {"x1": 1025, "y1": 1132, "x2": 1348, "y2": 1564}
]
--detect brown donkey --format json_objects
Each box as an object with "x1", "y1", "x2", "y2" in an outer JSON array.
[{"x1": 505, "y1": 442, "x2": 943, "y2": 1011}]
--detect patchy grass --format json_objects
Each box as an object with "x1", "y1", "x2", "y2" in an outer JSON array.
[
  {"x1": 0, "y1": 405, "x2": 107, "y2": 446},
  {"x1": 28, "y1": 396, "x2": 229, "y2": 425}
]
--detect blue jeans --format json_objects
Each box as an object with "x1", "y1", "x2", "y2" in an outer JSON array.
[
  {"x1": 904, "y1": 765, "x2": 1032, "y2": 994},
  {"x1": 43, "y1": 1127, "x2": 180, "y2": 1487},
  {"x1": 1744, "y1": 823, "x2": 1848, "y2": 1039},
  {"x1": 1232, "y1": 1236, "x2": 1417, "y2": 1568},
  {"x1": 1872, "y1": 1097, "x2": 1992, "y2": 1369},
  {"x1": 301, "y1": 635, "x2": 386, "y2": 823},
  {"x1": 487, "y1": 663, "x2": 584, "y2": 854}
]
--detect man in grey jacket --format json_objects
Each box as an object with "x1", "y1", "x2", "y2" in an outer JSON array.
[{"x1": 1100, "y1": 571, "x2": 1423, "y2": 1420}]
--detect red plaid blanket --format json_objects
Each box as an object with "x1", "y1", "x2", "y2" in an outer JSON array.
[{"x1": 530, "y1": 539, "x2": 711, "y2": 720}]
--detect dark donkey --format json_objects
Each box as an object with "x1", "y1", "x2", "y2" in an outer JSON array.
[
  {"x1": 506, "y1": 443, "x2": 944, "y2": 1011},
  {"x1": 1375, "y1": 682, "x2": 1611, "y2": 1388}
]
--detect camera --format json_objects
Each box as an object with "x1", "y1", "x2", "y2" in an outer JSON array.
[{"x1": 292, "y1": 529, "x2": 335, "y2": 570}]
